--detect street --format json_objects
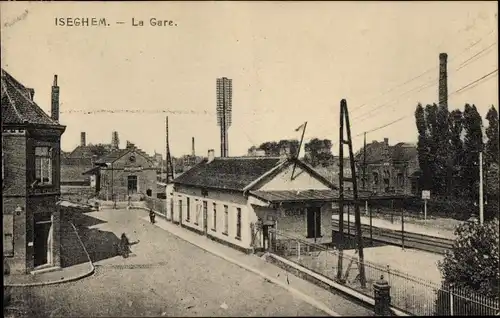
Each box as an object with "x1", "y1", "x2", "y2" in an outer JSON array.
[{"x1": 7, "y1": 208, "x2": 332, "y2": 317}]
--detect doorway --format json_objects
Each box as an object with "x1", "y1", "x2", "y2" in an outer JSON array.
[
  {"x1": 306, "y1": 207, "x2": 321, "y2": 239},
  {"x1": 127, "y1": 175, "x2": 138, "y2": 195},
  {"x1": 33, "y1": 214, "x2": 53, "y2": 268}
]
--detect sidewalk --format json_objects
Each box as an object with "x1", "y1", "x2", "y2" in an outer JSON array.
[
  {"x1": 332, "y1": 214, "x2": 456, "y2": 240},
  {"x1": 144, "y1": 215, "x2": 374, "y2": 317},
  {"x1": 4, "y1": 221, "x2": 94, "y2": 287}
]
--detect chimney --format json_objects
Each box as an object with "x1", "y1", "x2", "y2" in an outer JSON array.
[
  {"x1": 28, "y1": 88, "x2": 35, "y2": 100},
  {"x1": 384, "y1": 138, "x2": 389, "y2": 145},
  {"x1": 51, "y1": 75, "x2": 59, "y2": 122},
  {"x1": 111, "y1": 131, "x2": 119, "y2": 149},
  {"x1": 192, "y1": 137, "x2": 195, "y2": 157},
  {"x1": 439, "y1": 53, "x2": 448, "y2": 109},
  {"x1": 80, "y1": 132, "x2": 86, "y2": 147},
  {"x1": 207, "y1": 149, "x2": 215, "y2": 163}
]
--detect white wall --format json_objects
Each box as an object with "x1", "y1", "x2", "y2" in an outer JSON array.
[
  {"x1": 171, "y1": 186, "x2": 255, "y2": 250},
  {"x1": 257, "y1": 164, "x2": 330, "y2": 191}
]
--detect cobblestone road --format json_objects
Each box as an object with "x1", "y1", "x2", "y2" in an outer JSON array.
[{"x1": 7, "y1": 209, "x2": 331, "y2": 317}]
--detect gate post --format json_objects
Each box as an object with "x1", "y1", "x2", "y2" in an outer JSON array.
[{"x1": 373, "y1": 275, "x2": 392, "y2": 316}]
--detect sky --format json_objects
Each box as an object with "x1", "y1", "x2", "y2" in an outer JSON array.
[{"x1": 1, "y1": 1, "x2": 498, "y2": 158}]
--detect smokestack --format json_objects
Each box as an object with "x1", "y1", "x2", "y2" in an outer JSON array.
[
  {"x1": 51, "y1": 75, "x2": 59, "y2": 122},
  {"x1": 192, "y1": 137, "x2": 195, "y2": 156},
  {"x1": 439, "y1": 53, "x2": 448, "y2": 109},
  {"x1": 28, "y1": 88, "x2": 35, "y2": 100},
  {"x1": 207, "y1": 149, "x2": 215, "y2": 163},
  {"x1": 80, "y1": 132, "x2": 86, "y2": 147}
]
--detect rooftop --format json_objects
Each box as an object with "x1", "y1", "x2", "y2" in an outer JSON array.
[
  {"x1": 173, "y1": 156, "x2": 283, "y2": 191},
  {"x1": 1, "y1": 68, "x2": 61, "y2": 127}
]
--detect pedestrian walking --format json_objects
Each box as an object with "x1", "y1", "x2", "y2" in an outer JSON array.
[
  {"x1": 149, "y1": 208, "x2": 156, "y2": 224},
  {"x1": 118, "y1": 233, "x2": 131, "y2": 258}
]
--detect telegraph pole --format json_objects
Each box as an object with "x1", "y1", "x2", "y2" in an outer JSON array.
[
  {"x1": 336, "y1": 99, "x2": 367, "y2": 288},
  {"x1": 165, "y1": 116, "x2": 174, "y2": 182},
  {"x1": 336, "y1": 101, "x2": 345, "y2": 283}
]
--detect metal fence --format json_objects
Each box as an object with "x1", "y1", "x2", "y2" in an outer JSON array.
[{"x1": 269, "y1": 228, "x2": 499, "y2": 316}]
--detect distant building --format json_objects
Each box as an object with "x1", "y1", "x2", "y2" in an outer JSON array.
[
  {"x1": 2, "y1": 69, "x2": 66, "y2": 274},
  {"x1": 84, "y1": 143, "x2": 157, "y2": 201},
  {"x1": 354, "y1": 138, "x2": 419, "y2": 195}
]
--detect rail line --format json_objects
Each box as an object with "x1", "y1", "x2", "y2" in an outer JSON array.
[{"x1": 331, "y1": 220, "x2": 454, "y2": 255}]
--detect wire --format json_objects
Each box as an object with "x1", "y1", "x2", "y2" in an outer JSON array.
[{"x1": 349, "y1": 28, "x2": 496, "y2": 114}]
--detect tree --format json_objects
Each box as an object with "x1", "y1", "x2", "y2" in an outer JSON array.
[
  {"x1": 425, "y1": 104, "x2": 439, "y2": 193},
  {"x1": 258, "y1": 141, "x2": 280, "y2": 156},
  {"x1": 304, "y1": 138, "x2": 334, "y2": 167},
  {"x1": 435, "y1": 218, "x2": 499, "y2": 315},
  {"x1": 485, "y1": 106, "x2": 499, "y2": 166},
  {"x1": 462, "y1": 104, "x2": 484, "y2": 200},
  {"x1": 88, "y1": 144, "x2": 108, "y2": 158},
  {"x1": 435, "y1": 104, "x2": 451, "y2": 195},
  {"x1": 415, "y1": 103, "x2": 432, "y2": 190},
  {"x1": 449, "y1": 109, "x2": 465, "y2": 197}
]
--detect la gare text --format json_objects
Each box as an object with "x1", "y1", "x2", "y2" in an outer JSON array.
[{"x1": 55, "y1": 17, "x2": 177, "y2": 27}]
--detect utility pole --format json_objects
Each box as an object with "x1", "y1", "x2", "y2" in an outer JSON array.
[
  {"x1": 165, "y1": 116, "x2": 174, "y2": 182},
  {"x1": 336, "y1": 99, "x2": 367, "y2": 288},
  {"x1": 363, "y1": 132, "x2": 367, "y2": 191},
  {"x1": 336, "y1": 101, "x2": 346, "y2": 283},
  {"x1": 479, "y1": 151, "x2": 484, "y2": 225}
]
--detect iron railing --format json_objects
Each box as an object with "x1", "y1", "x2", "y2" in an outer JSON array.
[{"x1": 269, "y1": 228, "x2": 498, "y2": 316}]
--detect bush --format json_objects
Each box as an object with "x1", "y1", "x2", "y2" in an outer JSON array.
[{"x1": 435, "y1": 218, "x2": 499, "y2": 315}]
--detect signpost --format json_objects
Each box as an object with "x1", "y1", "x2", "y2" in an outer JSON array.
[{"x1": 422, "y1": 190, "x2": 430, "y2": 220}]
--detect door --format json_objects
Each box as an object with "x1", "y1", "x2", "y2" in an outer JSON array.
[
  {"x1": 178, "y1": 199, "x2": 183, "y2": 225},
  {"x1": 34, "y1": 221, "x2": 52, "y2": 267},
  {"x1": 128, "y1": 175, "x2": 138, "y2": 195},
  {"x1": 306, "y1": 207, "x2": 321, "y2": 239},
  {"x1": 202, "y1": 201, "x2": 208, "y2": 235}
]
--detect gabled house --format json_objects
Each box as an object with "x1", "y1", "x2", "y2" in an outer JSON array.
[
  {"x1": 2, "y1": 69, "x2": 66, "y2": 274},
  {"x1": 167, "y1": 149, "x2": 343, "y2": 253},
  {"x1": 354, "y1": 138, "x2": 420, "y2": 195},
  {"x1": 84, "y1": 143, "x2": 157, "y2": 201}
]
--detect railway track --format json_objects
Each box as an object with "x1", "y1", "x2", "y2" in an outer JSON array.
[{"x1": 331, "y1": 220, "x2": 454, "y2": 255}]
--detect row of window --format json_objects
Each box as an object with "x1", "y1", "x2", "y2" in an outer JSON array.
[{"x1": 178, "y1": 197, "x2": 242, "y2": 239}]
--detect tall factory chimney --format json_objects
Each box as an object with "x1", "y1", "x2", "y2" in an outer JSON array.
[
  {"x1": 80, "y1": 132, "x2": 86, "y2": 147},
  {"x1": 51, "y1": 75, "x2": 59, "y2": 122},
  {"x1": 111, "y1": 131, "x2": 120, "y2": 150},
  {"x1": 439, "y1": 53, "x2": 448, "y2": 109},
  {"x1": 192, "y1": 137, "x2": 195, "y2": 157}
]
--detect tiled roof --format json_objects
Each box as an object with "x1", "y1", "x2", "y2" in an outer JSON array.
[
  {"x1": 61, "y1": 163, "x2": 93, "y2": 182},
  {"x1": 250, "y1": 189, "x2": 374, "y2": 203},
  {"x1": 355, "y1": 141, "x2": 417, "y2": 164},
  {"x1": 173, "y1": 157, "x2": 283, "y2": 191},
  {"x1": 67, "y1": 145, "x2": 96, "y2": 159},
  {"x1": 94, "y1": 148, "x2": 131, "y2": 164},
  {"x1": 1, "y1": 68, "x2": 59, "y2": 126}
]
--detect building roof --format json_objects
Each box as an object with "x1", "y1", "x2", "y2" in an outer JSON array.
[
  {"x1": 249, "y1": 189, "x2": 374, "y2": 204},
  {"x1": 1, "y1": 68, "x2": 60, "y2": 127},
  {"x1": 94, "y1": 146, "x2": 154, "y2": 165},
  {"x1": 67, "y1": 145, "x2": 95, "y2": 159},
  {"x1": 173, "y1": 157, "x2": 283, "y2": 191},
  {"x1": 355, "y1": 140, "x2": 417, "y2": 164}
]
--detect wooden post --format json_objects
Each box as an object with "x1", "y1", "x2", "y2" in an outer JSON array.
[
  {"x1": 401, "y1": 207, "x2": 405, "y2": 250},
  {"x1": 370, "y1": 202, "x2": 373, "y2": 246}
]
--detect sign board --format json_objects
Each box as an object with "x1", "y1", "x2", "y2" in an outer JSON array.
[
  {"x1": 422, "y1": 190, "x2": 431, "y2": 200},
  {"x1": 124, "y1": 166, "x2": 143, "y2": 172}
]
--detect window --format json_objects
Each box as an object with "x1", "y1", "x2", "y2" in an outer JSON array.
[
  {"x1": 194, "y1": 199, "x2": 199, "y2": 225},
  {"x1": 35, "y1": 147, "x2": 52, "y2": 185},
  {"x1": 178, "y1": 200, "x2": 183, "y2": 218},
  {"x1": 203, "y1": 201, "x2": 207, "y2": 226},
  {"x1": 236, "y1": 208, "x2": 241, "y2": 239},
  {"x1": 223, "y1": 205, "x2": 229, "y2": 235},
  {"x1": 127, "y1": 175, "x2": 138, "y2": 194},
  {"x1": 186, "y1": 197, "x2": 190, "y2": 221},
  {"x1": 212, "y1": 203, "x2": 217, "y2": 231},
  {"x1": 195, "y1": 200, "x2": 201, "y2": 225},
  {"x1": 170, "y1": 198, "x2": 174, "y2": 216}
]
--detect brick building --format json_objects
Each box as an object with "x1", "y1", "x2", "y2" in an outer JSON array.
[
  {"x1": 355, "y1": 138, "x2": 420, "y2": 196},
  {"x1": 84, "y1": 143, "x2": 157, "y2": 201},
  {"x1": 2, "y1": 69, "x2": 66, "y2": 274}
]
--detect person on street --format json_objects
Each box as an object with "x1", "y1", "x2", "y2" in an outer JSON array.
[
  {"x1": 119, "y1": 233, "x2": 131, "y2": 258},
  {"x1": 149, "y1": 208, "x2": 156, "y2": 224}
]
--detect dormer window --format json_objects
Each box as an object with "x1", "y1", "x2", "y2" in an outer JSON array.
[
  {"x1": 129, "y1": 156, "x2": 136, "y2": 163},
  {"x1": 35, "y1": 146, "x2": 52, "y2": 185}
]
